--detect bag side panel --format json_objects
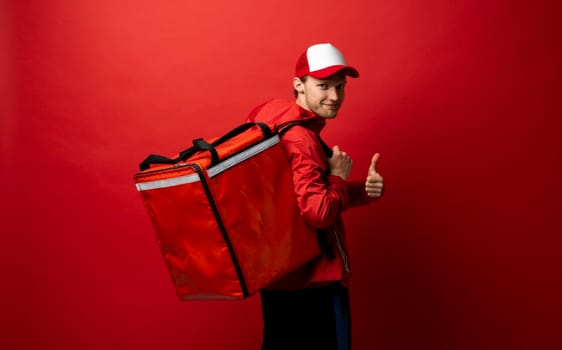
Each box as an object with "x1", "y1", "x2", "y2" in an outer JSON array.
[{"x1": 139, "y1": 178, "x2": 243, "y2": 299}]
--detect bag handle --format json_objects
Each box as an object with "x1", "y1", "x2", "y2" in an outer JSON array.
[{"x1": 139, "y1": 122, "x2": 272, "y2": 171}]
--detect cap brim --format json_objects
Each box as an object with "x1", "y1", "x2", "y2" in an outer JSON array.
[{"x1": 308, "y1": 65, "x2": 360, "y2": 79}]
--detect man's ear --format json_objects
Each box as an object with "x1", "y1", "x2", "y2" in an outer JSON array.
[{"x1": 293, "y1": 77, "x2": 304, "y2": 94}]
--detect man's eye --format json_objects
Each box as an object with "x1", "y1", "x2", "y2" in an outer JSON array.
[{"x1": 318, "y1": 84, "x2": 328, "y2": 89}]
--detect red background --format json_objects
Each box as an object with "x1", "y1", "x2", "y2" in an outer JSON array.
[{"x1": 2, "y1": 1, "x2": 561, "y2": 349}]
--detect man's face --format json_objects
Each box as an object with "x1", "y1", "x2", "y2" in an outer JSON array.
[{"x1": 294, "y1": 71, "x2": 347, "y2": 119}]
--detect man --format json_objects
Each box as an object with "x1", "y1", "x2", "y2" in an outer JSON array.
[{"x1": 246, "y1": 43, "x2": 384, "y2": 350}]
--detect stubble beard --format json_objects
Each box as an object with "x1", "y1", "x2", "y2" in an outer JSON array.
[{"x1": 314, "y1": 104, "x2": 339, "y2": 119}]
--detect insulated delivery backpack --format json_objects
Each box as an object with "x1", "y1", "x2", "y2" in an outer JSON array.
[{"x1": 133, "y1": 122, "x2": 321, "y2": 300}]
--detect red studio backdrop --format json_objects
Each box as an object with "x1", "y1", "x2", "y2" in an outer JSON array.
[{"x1": 1, "y1": 1, "x2": 561, "y2": 349}]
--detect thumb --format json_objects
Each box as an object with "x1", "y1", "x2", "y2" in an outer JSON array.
[
  {"x1": 332, "y1": 145, "x2": 341, "y2": 155},
  {"x1": 369, "y1": 153, "x2": 380, "y2": 173}
]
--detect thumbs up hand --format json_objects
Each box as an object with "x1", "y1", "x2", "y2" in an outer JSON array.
[{"x1": 365, "y1": 153, "x2": 384, "y2": 198}]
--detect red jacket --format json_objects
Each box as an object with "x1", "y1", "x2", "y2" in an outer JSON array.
[{"x1": 246, "y1": 99, "x2": 375, "y2": 289}]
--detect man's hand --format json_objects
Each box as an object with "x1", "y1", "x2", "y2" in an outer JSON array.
[
  {"x1": 328, "y1": 145, "x2": 352, "y2": 180},
  {"x1": 365, "y1": 153, "x2": 384, "y2": 198}
]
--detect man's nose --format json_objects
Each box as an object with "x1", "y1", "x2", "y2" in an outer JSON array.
[{"x1": 327, "y1": 87, "x2": 340, "y2": 101}]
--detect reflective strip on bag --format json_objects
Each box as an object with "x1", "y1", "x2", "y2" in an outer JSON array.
[{"x1": 136, "y1": 135, "x2": 280, "y2": 191}]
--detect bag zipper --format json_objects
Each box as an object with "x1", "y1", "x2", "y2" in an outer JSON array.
[{"x1": 332, "y1": 229, "x2": 350, "y2": 273}]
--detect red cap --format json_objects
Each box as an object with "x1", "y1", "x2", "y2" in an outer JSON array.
[{"x1": 295, "y1": 43, "x2": 359, "y2": 79}]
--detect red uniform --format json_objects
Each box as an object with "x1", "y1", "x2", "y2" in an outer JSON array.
[{"x1": 247, "y1": 98, "x2": 375, "y2": 289}]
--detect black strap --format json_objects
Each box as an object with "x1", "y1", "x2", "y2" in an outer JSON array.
[{"x1": 139, "y1": 122, "x2": 271, "y2": 171}]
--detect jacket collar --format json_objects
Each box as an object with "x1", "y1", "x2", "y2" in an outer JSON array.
[{"x1": 293, "y1": 102, "x2": 327, "y2": 133}]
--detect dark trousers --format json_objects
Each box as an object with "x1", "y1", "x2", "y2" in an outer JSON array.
[{"x1": 259, "y1": 283, "x2": 351, "y2": 350}]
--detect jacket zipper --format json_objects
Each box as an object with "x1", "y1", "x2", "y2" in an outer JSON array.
[{"x1": 332, "y1": 229, "x2": 350, "y2": 273}]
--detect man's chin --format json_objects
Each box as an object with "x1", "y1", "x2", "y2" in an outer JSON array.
[{"x1": 318, "y1": 109, "x2": 339, "y2": 119}]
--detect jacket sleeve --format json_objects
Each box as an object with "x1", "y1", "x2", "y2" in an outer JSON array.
[
  {"x1": 346, "y1": 179, "x2": 378, "y2": 208},
  {"x1": 281, "y1": 127, "x2": 351, "y2": 229}
]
